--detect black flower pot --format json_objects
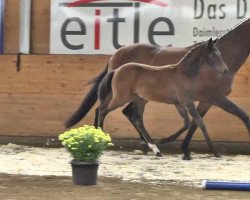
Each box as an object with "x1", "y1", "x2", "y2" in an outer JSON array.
[{"x1": 70, "y1": 160, "x2": 99, "y2": 186}]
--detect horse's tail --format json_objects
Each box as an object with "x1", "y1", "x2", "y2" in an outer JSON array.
[
  {"x1": 98, "y1": 71, "x2": 115, "y2": 102},
  {"x1": 65, "y1": 64, "x2": 109, "y2": 128}
]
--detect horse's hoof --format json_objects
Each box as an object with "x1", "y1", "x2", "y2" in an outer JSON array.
[
  {"x1": 214, "y1": 152, "x2": 221, "y2": 158},
  {"x1": 183, "y1": 154, "x2": 192, "y2": 160},
  {"x1": 158, "y1": 138, "x2": 173, "y2": 144},
  {"x1": 156, "y1": 152, "x2": 163, "y2": 157},
  {"x1": 158, "y1": 139, "x2": 166, "y2": 144}
]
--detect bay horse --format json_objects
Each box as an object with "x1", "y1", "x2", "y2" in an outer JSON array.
[
  {"x1": 65, "y1": 18, "x2": 250, "y2": 160},
  {"x1": 96, "y1": 39, "x2": 228, "y2": 158}
]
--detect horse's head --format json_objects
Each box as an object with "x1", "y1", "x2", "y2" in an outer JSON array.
[{"x1": 204, "y1": 38, "x2": 229, "y2": 75}]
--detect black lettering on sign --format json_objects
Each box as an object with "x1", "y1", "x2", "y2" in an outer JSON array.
[
  {"x1": 61, "y1": 17, "x2": 86, "y2": 50},
  {"x1": 107, "y1": 9, "x2": 126, "y2": 49},
  {"x1": 148, "y1": 17, "x2": 174, "y2": 46},
  {"x1": 194, "y1": 0, "x2": 226, "y2": 19},
  {"x1": 237, "y1": 0, "x2": 247, "y2": 19}
]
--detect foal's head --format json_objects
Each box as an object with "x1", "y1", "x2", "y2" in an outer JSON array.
[
  {"x1": 181, "y1": 38, "x2": 228, "y2": 76},
  {"x1": 203, "y1": 38, "x2": 229, "y2": 74}
]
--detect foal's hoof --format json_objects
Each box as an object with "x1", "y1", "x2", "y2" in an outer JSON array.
[{"x1": 183, "y1": 154, "x2": 192, "y2": 160}]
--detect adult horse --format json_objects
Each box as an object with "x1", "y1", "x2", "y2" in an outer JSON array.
[
  {"x1": 97, "y1": 39, "x2": 228, "y2": 158},
  {"x1": 65, "y1": 18, "x2": 250, "y2": 160}
]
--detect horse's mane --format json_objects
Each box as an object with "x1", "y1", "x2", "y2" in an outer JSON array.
[
  {"x1": 218, "y1": 18, "x2": 250, "y2": 39},
  {"x1": 187, "y1": 41, "x2": 203, "y2": 50},
  {"x1": 179, "y1": 42, "x2": 205, "y2": 64}
]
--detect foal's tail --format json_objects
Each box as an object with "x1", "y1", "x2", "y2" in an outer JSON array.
[
  {"x1": 65, "y1": 64, "x2": 109, "y2": 128},
  {"x1": 98, "y1": 71, "x2": 115, "y2": 102}
]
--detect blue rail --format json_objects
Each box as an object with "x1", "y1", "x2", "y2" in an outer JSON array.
[{"x1": 202, "y1": 180, "x2": 250, "y2": 191}]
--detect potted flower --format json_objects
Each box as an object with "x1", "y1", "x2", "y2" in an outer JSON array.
[{"x1": 59, "y1": 125, "x2": 113, "y2": 186}]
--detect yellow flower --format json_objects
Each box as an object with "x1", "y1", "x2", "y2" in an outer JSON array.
[{"x1": 59, "y1": 124, "x2": 113, "y2": 161}]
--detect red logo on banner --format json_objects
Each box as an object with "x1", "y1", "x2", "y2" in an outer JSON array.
[{"x1": 68, "y1": 0, "x2": 168, "y2": 7}]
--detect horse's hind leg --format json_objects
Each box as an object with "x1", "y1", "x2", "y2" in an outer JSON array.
[
  {"x1": 122, "y1": 97, "x2": 162, "y2": 157},
  {"x1": 213, "y1": 97, "x2": 250, "y2": 135},
  {"x1": 159, "y1": 104, "x2": 190, "y2": 144},
  {"x1": 185, "y1": 102, "x2": 220, "y2": 159},
  {"x1": 181, "y1": 102, "x2": 212, "y2": 160},
  {"x1": 94, "y1": 106, "x2": 100, "y2": 128}
]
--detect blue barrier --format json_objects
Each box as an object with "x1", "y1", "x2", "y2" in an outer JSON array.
[{"x1": 202, "y1": 180, "x2": 250, "y2": 191}]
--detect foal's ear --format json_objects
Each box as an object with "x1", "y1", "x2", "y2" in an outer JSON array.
[
  {"x1": 213, "y1": 38, "x2": 218, "y2": 45},
  {"x1": 208, "y1": 38, "x2": 213, "y2": 45}
]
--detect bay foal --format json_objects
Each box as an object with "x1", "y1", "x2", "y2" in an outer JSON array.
[{"x1": 96, "y1": 39, "x2": 228, "y2": 157}]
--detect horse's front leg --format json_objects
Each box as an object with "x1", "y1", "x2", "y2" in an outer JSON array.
[
  {"x1": 185, "y1": 102, "x2": 220, "y2": 159},
  {"x1": 181, "y1": 102, "x2": 212, "y2": 160},
  {"x1": 122, "y1": 97, "x2": 162, "y2": 157},
  {"x1": 213, "y1": 96, "x2": 250, "y2": 135},
  {"x1": 159, "y1": 104, "x2": 190, "y2": 144}
]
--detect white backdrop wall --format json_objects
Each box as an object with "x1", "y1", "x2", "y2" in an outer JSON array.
[{"x1": 50, "y1": 0, "x2": 250, "y2": 54}]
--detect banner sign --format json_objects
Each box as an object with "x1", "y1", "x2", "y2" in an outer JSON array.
[{"x1": 50, "y1": 0, "x2": 250, "y2": 54}]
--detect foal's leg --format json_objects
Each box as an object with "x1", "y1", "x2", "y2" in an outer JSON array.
[
  {"x1": 97, "y1": 94, "x2": 116, "y2": 129},
  {"x1": 98, "y1": 97, "x2": 129, "y2": 129},
  {"x1": 122, "y1": 97, "x2": 162, "y2": 157},
  {"x1": 182, "y1": 97, "x2": 250, "y2": 160},
  {"x1": 185, "y1": 102, "x2": 220, "y2": 159},
  {"x1": 97, "y1": 102, "x2": 110, "y2": 129},
  {"x1": 213, "y1": 97, "x2": 250, "y2": 135},
  {"x1": 159, "y1": 104, "x2": 190, "y2": 144},
  {"x1": 181, "y1": 102, "x2": 212, "y2": 160}
]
